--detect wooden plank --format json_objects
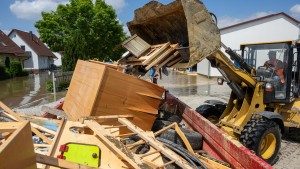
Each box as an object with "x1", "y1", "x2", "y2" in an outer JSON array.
[
  {"x1": 31, "y1": 127, "x2": 52, "y2": 145},
  {"x1": 167, "y1": 58, "x2": 182, "y2": 67},
  {"x1": 80, "y1": 115, "x2": 134, "y2": 123},
  {"x1": 142, "y1": 42, "x2": 171, "y2": 65},
  {"x1": 0, "y1": 101, "x2": 23, "y2": 121},
  {"x1": 63, "y1": 60, "x2": 107, "y2": 120},
  {"x1": 84, "y1": 120, "x2": 145, "y2": 169},
  {"x1": 34, "y1": 144, "x2": 51, "y2": 148},
  {"x1": 173, "y1": 123, "x2": 194, "y2": 153},
  {"x1": 118, "y1": 118, "x2": 194, "y2": 169},
  {"x1": 145, "y1": 44, "x2": 179, "y2": 70},
  {"x1": 145, "y1": 47, "x2": 174, "y2": 70},
  {"x1": 46, "y1": 118, "x2": 65, "y2": 157},
  {"x1": 197, "y1": 155, "x2": 231, "y2": 169},
  {"x1": 122, "y1": 34, "x2": 151, "y2": 57},
  {"x1": 36, "y1": 153, "x2": 94, "y2": 169},
  {"x1": 156, "y1": 51, "x2": 179, "y2": 70},
  {"x1": 88, "y1": 60, "x2": 125, "y2": 71},
  {"x1": 0, "y1": 121, "x2": 36, "y2": 169},
  {"x1": 31, "y1": 123, "x2": 56, "y2": 135},
  {"x1": 0, "y1": 101, "x2": 52, "y2": 144}
]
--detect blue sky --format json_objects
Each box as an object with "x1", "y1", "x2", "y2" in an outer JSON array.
[{"x1": 1, "y1": 0, "x2": 300, "y2": 36}]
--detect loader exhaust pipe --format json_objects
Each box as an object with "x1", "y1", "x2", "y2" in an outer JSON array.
[{"x1": 221, "y1": 42, "x2": 253, "y2": 74}]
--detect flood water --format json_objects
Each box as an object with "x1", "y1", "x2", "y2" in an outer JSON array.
[
  {"x1": 157, "y1": 70, "x2": 231, "y2": 100},
  {"x1": 0, "y1": 72, "x2": 66, "y2": 109},
  {"x1": 0, "y1": 69, "x2": 229, "y2": 110}
]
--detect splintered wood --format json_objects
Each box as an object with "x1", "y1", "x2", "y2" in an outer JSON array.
[
  {"x1": 63, "y1": 60, "x2": 165, "y2": 132},
  {"x1": 119, "y1": 36, "x2": 182, "y2": 68}
]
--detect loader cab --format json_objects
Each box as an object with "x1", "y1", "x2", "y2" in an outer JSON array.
[{"x1": 241, "y1": 41, "x2": 300, "y2": 103}]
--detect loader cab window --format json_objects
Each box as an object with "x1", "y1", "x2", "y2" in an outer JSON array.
[{"x1": 242, "y1": 42, "x2": 291, "y2": 100}]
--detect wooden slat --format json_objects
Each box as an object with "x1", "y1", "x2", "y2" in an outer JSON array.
[
  {"x1": 145, "y1": 47, "x2": 174, "y2": 70},
  {"x1": 31, "y1": 127, "x2": 52, "y2": 145},
  {"x1": 84, "y1": 120, "x2": 143, "y2": 169},
  {"x1": 156, "y1": 51, "x2": 179, "y2": 70},
  {"x1": 118, "y1": 118, "x2": 193, "y2": 169},
  {"x1": 46, "y1": 118, "x2": 65, "y2": 157},
  {"x1": 0, "y1": 101, "x2": 52, "y2": 144},
  {"x1": 31, "y1": 123, "x2": 56, "y2": 135},
  {"x1": 36, "y1": 153, "x2": 94, "y2": 169},
  {"x1": 145, "y1": 44, "x2": 179, "y2": 70},
  {"x1": 167, "y1": 58, "x2": 182, "y2": 67},
  {"x1": 142, "y1": 42, "x2": 171, "y2": 65},
  {"x1": 80, "y1": 115, "x2": 134, "y2": 123},
  {"x1": 0, "y1": 101, "x2": 23, "y2": 121}
]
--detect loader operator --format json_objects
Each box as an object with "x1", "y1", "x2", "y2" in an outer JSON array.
[{"x1": 263, "y1": 50, "x2": 285, "y2": 84}]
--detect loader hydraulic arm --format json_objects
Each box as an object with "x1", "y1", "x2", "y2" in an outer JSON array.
[{"x1": 207, "y1": 49, "x2": 257, "y2": 96}]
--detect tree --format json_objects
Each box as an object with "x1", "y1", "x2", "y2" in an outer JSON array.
[{"x1": 35, "y1": 0, "x2": 126, "y2": 71}]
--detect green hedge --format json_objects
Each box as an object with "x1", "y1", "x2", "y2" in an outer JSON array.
[
  {"x1": 46, "y1": 79, "x2": 70, "y2": 92},
  {"x1": 9, "y1": 61, "x2": 28, "y2": 77},
  {"x1": 0, "y1": 62, "x2": 10, "y2": 80}
]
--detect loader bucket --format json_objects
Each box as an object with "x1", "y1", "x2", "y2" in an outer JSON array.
[{"x1": 127, "y1": 0, "x2": 221, "y2": 68}]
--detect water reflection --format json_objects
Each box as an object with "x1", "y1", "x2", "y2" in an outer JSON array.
[
  {"x1": 0, "y1": 72, "x2": 65, "y2": 108},
  {"x1": 157, "y1": 70, "x2": 230, "y2": 99}
]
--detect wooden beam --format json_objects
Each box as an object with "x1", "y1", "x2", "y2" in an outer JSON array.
[
  {"x1": 84, "y1": 120, "x2": 143, "y2": 169},
  {"x1": 142, "y1": 42, "x2": 171, "y2": 65},
  {"x1": 36, "y1": 153, "x2": 95, "y2": 169},
  {"x1": 145, "y1": 47, "x2": 174, "y2": 70},
  {"x1": 118, "y1": 118, "x2": 193, "y2": 169},
  {"x1": 0, "y1": 101, "x2": 23, "y2": 121},
  {"x1": 167, "y1": 58, "x2": 182, "y2": 67},
  {"x1": 156, "y1": 51, "x2": 179, "y2": 70},
  {"x1": 46, "y1": 118, "x2": 65, "y2": 157},
  {"x1": 80, "y1": 115, "x2": 134, "y2": 123},
  {"x1": 0, "y1": 102, "x2": 52, "y2": 144},
  {"x1": 31, "y1": 123, "x2": 56, "y2": 135},
  {"x1": 34, "y1": 144, "x2": 51, "y2": 148}
]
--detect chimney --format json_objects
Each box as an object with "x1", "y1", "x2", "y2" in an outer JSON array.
[{"x1": 29, "y1": 31, "x2": 33, "y2": 40}]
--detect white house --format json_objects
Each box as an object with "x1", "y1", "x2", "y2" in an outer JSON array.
[
  {"x1": 8, "y1": 29, "x2": 57, "y2": 70},
  {"x1": 197, "y1": 12, "x2": 300, "y2": 77}
]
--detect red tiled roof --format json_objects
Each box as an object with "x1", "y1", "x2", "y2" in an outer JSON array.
[
  {"x1": 10, "y1": 29, "x2": 56, "y2": 58},
  {"x1": 220, "y1": 12, "x2": 300, "y2": 31},
  {"x1": 0, "y1": 30, "x2": 27, "y2": 57}
]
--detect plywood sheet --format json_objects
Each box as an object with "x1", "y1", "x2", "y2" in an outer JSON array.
[
  {"x1": 63, "y1": 60, "x2": 165, "y2": 131},
  {"x1": 0, "y1": 121, "x2": 36, "y2": 169}
]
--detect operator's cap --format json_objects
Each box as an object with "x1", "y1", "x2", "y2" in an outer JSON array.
[{"x1": 268, "y1": 51, "x2": 276, "y2": 56}]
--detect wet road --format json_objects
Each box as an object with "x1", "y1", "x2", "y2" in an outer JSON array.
[
  {"x1": 0, "y1": 72, "x2": 65, "y2": 109},
  {"x1": 155, "y1": 70, "x2": 231, "y2": 109}
]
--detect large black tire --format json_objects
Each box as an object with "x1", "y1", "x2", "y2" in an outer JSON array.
[
  {"x1": 158, "y1": 128, "x2": 203, "y2": 150},
  {"x1": 152, "y1": 120, "x2": 203, "y2": 150},
  {"x1": 195, "y1": 100, "x2": 226, "y2": 124},
  {"x1": 239, "y1": 116, "x2": 281, "y2": 165}
]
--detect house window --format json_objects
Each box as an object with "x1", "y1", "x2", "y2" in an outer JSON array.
[{"x1": 20, "y1": 45, "x2": 25, "y2": 50}]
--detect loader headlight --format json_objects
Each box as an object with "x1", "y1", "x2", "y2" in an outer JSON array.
[
  {"x1": 217, "y1": 77, "x2": 224, "y2": 85},
  {"x1": 265, "y1": 83, "x2": 273, "y2": 92}
]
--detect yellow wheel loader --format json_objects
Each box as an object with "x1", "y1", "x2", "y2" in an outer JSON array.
[{"x1": 124, "y1": 0, "x2": 300, "y2": 165}]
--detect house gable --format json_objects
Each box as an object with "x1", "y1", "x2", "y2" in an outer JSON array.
[
  {"x1": 8, "y1": 29, "x2": 56, "y2": 59},
  {"x1": 0, "y1": 30, "x2": 27, "y2": 58}
]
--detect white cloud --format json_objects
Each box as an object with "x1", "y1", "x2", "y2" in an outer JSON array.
[
  {"x1": 218, "y1": 16, "x2": 241, "y2": 28},
  {"x1": 105, "y1": 0, "x2": 126, "y2": 13},
  {"x1": 290, "y1": 4, "x2": 300, "y2": 20},
  {"x1": 218, "y1": 11, "x2": 274, "y2": 28},
  {"x1": 290, "y1": 4, "x2": 300, "y2": 14},
  {"x1": 10, "y1": 0, "x2": 69, "y2": 20}
]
